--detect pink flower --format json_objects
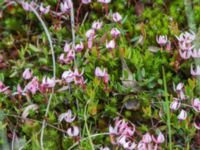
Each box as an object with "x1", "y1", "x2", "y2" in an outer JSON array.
[
  {"x1": 39, "y1": 4, "x2": 50, "y2": 14},
  {"x1": 66, "y1": 50, "x2": 75, "y2": 63},
  {"x1": 156, "y1": 35, "x2": 168, "y2": 46},
  {"x1": 41, "y1": 76, "x2": 56, "y2": 89},
  {"x1": 58, "y1": 109, "x2": 76, "y2": 123},
  {"x1": 191, "y1": 64, "x2": 200, "y2": 76},
  {"x1": 23, "y1": 68, "x2": 33, "y2": 80},
  {"x1": 110, "y1": 28, "x2": 120, "y2": 38},
  {"x1": 177, "y1": 109, "x2": 187, "y2": 120},
  {"x1": 60, "y1": 0, "x2": 72, "y2": 13},
  {"x1": 62, "y1": 70, "x2": 74, "y2": 83},
  {"x1": 152, "y1": 132, "x2": 165, "y2": 144},
  {"x1": 137, "y1": 141, "x2": 146, "y2": 150},
  {"x1": 118, "y1": 136, "x2": 136, "y2": 150},
  {"x1": 100, "y1": 146, "x2": 110, "y2": 150},
  {"x1": 86, "y1": 29, "x2": 95, "y2": 39},
  {"x1": 82, "y1": 0, "x2": 91, "y2": 4},
  {"x1": 191, "y1": 98, "x2": 200, "y2": 112},
  {"x1": 0, "y1": 81, "x2": 9, "y2": 93},
  {"x1": 75, "y1": 42, "x2": 84, "y2": 52},
  {"x1": 142, "y1": 132, "x2": 152, "y2": 144},
  {"x1": 112, "y1": 12, "x2": 122, "y2": 22},
  {"x1": 97, "y1": 0, "x2": 111, "y2": 4},
  {"x1": 92, "y1": 21, "x2": 103, "y2": 30},
  {"x1": 95, "y1": 67, "x2": 106, "y2": 77},
  {"x1": 179, "y1": 49, "x2": 191, "y2": 59},
  {"x1": 67, "y1": 126, "x2": 79, "y2": 137},
  {"x1": 170, "y1": 99, "x2": 181, "y2": 111},
  {"x1": 26, "y1": 77, "x2": 39, "y2": 94},
  {"x1": 73, "y1": 68, "x2": 85, "y2": 86},
  {"x1": 194, "y1": 121, "x2": 200, "y2": 130},
  {"x1": 21, "y1": 1, "x2": 30, "y2": 11},
  {"x1": 64, "y1": 42, "x2": 71, "y2": 52},
  {"x1": 106, "y1": 40, "x2": 115, "y2": 50},
  {"x1": 86, "y1": 29, "x2": 95, "y2": 49},
  {"x1": 190, "y1": 48, "x2": 200, "y2": 58},
  {"x1": 176, "y1": 82, "x2": 184, "y2": 92}
]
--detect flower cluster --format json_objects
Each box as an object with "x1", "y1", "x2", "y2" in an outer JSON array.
[
  {"x1": 62, "y1": 68, "x2": 85, "y2": 88},
  {"x1": 58, "y1": 109, "x2": 79, "y2": 137},
  {"x1": 59, "y1": 42, "x2": 75, "y2": 64},
  {"x1": 109, "y1": 118, "x2": 165, "y2": 150},
  {"x1": 170, "y1": 82, "x2": 200, "y2": 129},
  {"x1": 21, "y1": 1, "x2": 50, "y2": 14}
]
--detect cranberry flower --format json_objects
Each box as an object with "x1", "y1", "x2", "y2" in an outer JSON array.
[
  {"x1": 0, "y1": 81, "x2": 9, "y2": 94},
  {"x1": 106, "y1": 40, "x2": 115, "y2": 50},
  {"x1": 112, "y1": 12, "x2": 122, "y2": 22},
  {"x1": 191, "y1": 64, "x2": 200, "y2": 76},
  {"x1": 92, "y1": 21, "x2": 103, "y2": 30},
  {"x1": 156, "y1": 35, "x2": 168, "y2": 46},
  {"x1": 62, "y1": 70, "x2": 74, "y2": 83},
  {"x1": 86, "y1": 29, "x2": 95, "y2": 49},
  {"x1": 73, "y1": 68, "x2": 85, "y2": 86},
  {"x1": 64, "y1": 42, "x2": 71, "y2": 52},
  {"x1": 26, "y1": 77, "x2": 39, "y2": 94},
  {"x1": 110, "y1": 28, "x2": 120, "y2": 38},
  {"x1": 58, "y1": 109, "x2": 76, "y2": 123},
  {"x1": 23, "y1": 68, "x2": 33, "y2": 80},
  {"x1": 142, "y1": 132, "x2": 152, "y2": 144},
  {"x1": 191, "y1": 98, "x2": 200, "y2": 112},
  {"x1": 194, "y1": 120, "x2": 200, "y2": 130},
  {"x1": 170, "y1": 99, "x2": 181, "y2": 111},
  {"x1": 97, "y1": 0, "x2": 111, "y2": 4},
  {"x1": 177, "y1": 109, "x2": 187, "y2": 120},
  {"x1": 40, "y1": 76, "x2": 55, "y2": 92},
  {"x1": 75, "y1": 42, "x2": 84, "y2": 52},
  {"x1": 67, "y1": 126, "x2": 79, "y2": 137},
  {"x1": 82, "y1": 0, "x2": 91, "y2": 4},
  {"x1": 60, "y1": 0, "x2": 72, "y2": 13},
  {"x1": 39, "y1": 4, "x2": 50, "y2": 14},
  {"x1": 152, "y1": 132, "x2": 165, "y2": 144},
  {"x1": 100, "y1": 146, "x2": 110, "y2": 150}
]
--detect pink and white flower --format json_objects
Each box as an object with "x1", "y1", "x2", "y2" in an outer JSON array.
[
  {"x1": 41, "y1": 76, "x2": 56, "y2": 89},
  {"x1": 62, "y1": 70, "x2": 74, "y2": 83},
  {"x1": 64, "y1": 42, "x2": 71, "y2": 52},
  {"x1": 194, "y1": 120, "x2": 200, "y2": 130},
  {"x1": 100, "y1": 146, "x2": 110, "y2": 150},
  {"x1": 191, "y1": 64, "x2": 200, "y2": 76},
  {"x1": 97, "y1": 0, "x2": 111, "y2": 4},
  {"x1": 142, "y1": 132, "x2": 152, "y2": 144},
  {"x1": 39, "y1": 4, "x2": 50, "y2": 14},
  {"x1": 170, "y1": 99, "x2": 181, "y2": 111},
  {"x1": 23, "y1": 68, "x2": 33, "y2": 80},
  {"x1": 73, "y1": 68, "x2": 85, "y2": 86},
  {"x1": 58, "y1": 109, "x2": 76, "y2": 123},
  {"x1": 156, "y1": 35, "x2": 168, "y2": 46},
  {"x1": 110, "y1": 28, "x2": 120, "y2": 38},
  {"x1": 67, "y1": 126, "x2": 79, "y2": 137},
  {"x1": 26, "y1": 77, "x2": 39, "y2": 94},
  {"x1": 75, "y1": 42, "x2": 84, "y2": 52},
  {"x1": 82, "y1": 0, "x2": 91, "y2": 4},
  {"x1": 112, "y1": 12, "x2": 122, "y2": 22},
  {"x1": 106, "y1": 40, "x2": 115, "y2": 50},
  {"x1": 0, "y1": 81, "x2": 9, "y2": 93},
  {"x1": 60, "y1": 0, "x2": 72, "y2": 13},
  {"x1": 191, "y1": 98, "x2": 200, "y2": 112},
  {"x1": 152, "y1": 132, "x2": 165, "y2": 144},
  {"x1": 92, "y1": 21, "x2": 103, "y2": 30},
  {"x1": 177, "y1": 109, "x2": 187, "y2": 120}
]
